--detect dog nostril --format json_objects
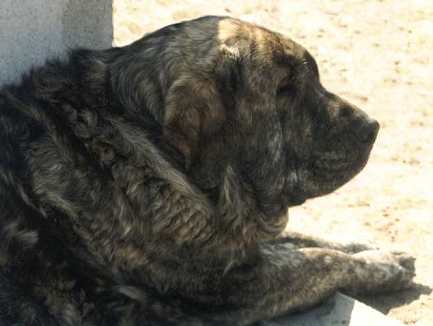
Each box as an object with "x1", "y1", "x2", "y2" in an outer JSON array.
[{"x1": 357, "y1": 119, "x2": 380, "y2": 143}]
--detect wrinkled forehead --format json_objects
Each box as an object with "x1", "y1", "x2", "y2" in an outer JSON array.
[
  {"x1": 167, "y1": 17, "x2": 314, "y2": 81},
  {"x1": 216, "y1": 18, "x2": 306, "y2": 63}
]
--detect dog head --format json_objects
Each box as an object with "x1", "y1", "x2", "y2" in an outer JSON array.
[{"x1": 113, "y1": 16, "x2": 379, "y2": 231}]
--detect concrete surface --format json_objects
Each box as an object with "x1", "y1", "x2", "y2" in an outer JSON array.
[
  {"x1": 0, "y1": 0, "x2": 112, "y2": 85},
  {"x1": 262, "y1": 293, "x2": 403, "y2": 326}
]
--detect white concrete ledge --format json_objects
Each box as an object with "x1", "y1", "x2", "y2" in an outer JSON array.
[{"x1": 262, "y1": 293, "x2": 402, "y2": 326}]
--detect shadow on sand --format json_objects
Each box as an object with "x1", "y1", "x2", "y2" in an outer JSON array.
[
  {"x1": 358, "y1": 282, "x2": 432, "y2": 314},
  {"x1": 253, "y1": 284, "x2": 431, "y2": 326}
]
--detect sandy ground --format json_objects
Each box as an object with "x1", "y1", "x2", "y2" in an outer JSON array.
[{"x1": 113, "y1": 1, "x2": 433, "y2": 324}]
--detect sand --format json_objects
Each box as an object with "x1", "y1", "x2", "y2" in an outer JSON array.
[{"x1": 113, "y1": 1, "x2": 433, "y2": 324}]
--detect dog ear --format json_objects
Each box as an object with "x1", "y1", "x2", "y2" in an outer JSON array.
[
  {"x1": 162, "y1": 50, "x2": 243, "y2": 190},
  {"x1": 163, "y1": 75, "x2": 227, "y2": 170}
]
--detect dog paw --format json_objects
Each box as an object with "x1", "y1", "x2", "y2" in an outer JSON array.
[{"x1": 349, "y1": 250, "x2": 416, "y2": 294}]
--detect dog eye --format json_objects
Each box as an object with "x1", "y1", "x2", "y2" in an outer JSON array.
[{"x1": 276, "y1": 83, "x2": 296, "y2": 98}]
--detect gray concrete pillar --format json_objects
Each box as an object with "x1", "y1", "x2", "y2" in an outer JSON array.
[{"x1": 0, "y1": 0, "x2": 113, "y2": 85}]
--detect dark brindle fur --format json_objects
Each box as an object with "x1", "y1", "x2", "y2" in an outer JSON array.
[{"x1": 0, "y1": 16, "x2": 414, "y2": 325}]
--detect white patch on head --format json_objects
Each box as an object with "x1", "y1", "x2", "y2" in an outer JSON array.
[
  {"x1": 324, "y1": 255, "x2": 333, "y2": 265},
  {"x1": 220, "y1": 43, "x2": 240, "y2": 59}
]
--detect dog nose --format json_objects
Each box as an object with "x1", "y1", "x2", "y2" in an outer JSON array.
[{"x1": 354, "y1": 118, "x2": 380, "y2": 144}]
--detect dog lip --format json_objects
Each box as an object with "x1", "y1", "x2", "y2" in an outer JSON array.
[
  {"x1": 287, "y1": 196, "x2": 306, "y2": 206},
  {"x1": 284, "y1": 169, "x2": 307, "y2": 207}
]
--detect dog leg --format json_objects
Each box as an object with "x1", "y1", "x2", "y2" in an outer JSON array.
[
  {"x1": 206, "y1": 244, "x2": 415, "y2": 325},
  {"x1": 274, "y1": 230, "x2": 376, "y2": 253},
  {"x1": 122, "y1": 243, "x2": 415, "y2": 325}
]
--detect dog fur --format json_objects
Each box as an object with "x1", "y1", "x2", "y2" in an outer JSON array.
[{"x1": 0, "y1": 16, "x2": 415, "y2": 325}]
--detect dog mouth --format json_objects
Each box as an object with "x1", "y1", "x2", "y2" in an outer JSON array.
[
  {"x1": 285, "y1": 137, "x2": 376, "y2": 201},
  {"x1": 311, "y1": 128, "x2": 377, "y2": 176},
  {"x1": 312, "y1": 154, "x2": 367, "y2": 176}
]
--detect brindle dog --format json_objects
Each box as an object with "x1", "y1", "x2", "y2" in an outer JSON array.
[{"x1": 0, "y1": 16, "x2": 415, "y2": 325}]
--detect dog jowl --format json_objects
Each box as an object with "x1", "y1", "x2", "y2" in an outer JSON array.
[{"x1": 0, "y1": 16, "x2": 413, "y2": 326}]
